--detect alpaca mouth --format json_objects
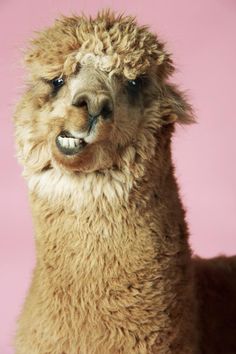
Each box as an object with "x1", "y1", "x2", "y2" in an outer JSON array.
[{"x1": 56, "y1": 131, "x2": 88, "y2": 155}]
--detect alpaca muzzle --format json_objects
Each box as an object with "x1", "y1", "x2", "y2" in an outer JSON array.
[{"x1": 55, "y1": 91, "x2": 114, "y2": 156}]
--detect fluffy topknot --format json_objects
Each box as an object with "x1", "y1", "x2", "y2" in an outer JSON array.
[{"x1": 25, "y1": 10, "x2": 174, "y2": 80}]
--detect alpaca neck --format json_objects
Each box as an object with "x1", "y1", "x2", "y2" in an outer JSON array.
[{"x1": 29, "y1": 143, "x2": 191, "y2": 288}]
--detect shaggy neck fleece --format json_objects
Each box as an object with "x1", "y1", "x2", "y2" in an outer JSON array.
[{"x1": 17, "y1": 129, "x2": 199, "y2": 354}]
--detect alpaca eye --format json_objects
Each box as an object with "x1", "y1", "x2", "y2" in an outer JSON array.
[
  {"x1": 51, "y1": 77, "x2": 65, "y2": 89},
  {"x1": 128, "y1": 80, "x2": 137, "y2": 87},
  {"x1": 127, "y1": 78, "x2": 142, "y2": 92}
]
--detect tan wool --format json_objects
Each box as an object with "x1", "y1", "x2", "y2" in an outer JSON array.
[{"x1": 14, "y1": 10, "x2": 236, "y2": 354}]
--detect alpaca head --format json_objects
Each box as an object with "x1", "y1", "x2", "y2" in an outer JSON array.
[{"x1": 14, "y1": 11, "x2": 194, "y2": 204}]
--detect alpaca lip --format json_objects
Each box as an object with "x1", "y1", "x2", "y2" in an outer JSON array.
[{"x1": 56, "y1": 131, "x2": 88, "y2": 156}]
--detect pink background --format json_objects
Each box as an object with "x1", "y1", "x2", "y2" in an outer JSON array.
[{"x1": 0, "y1": 0, "x2": 235, "y2": 353}]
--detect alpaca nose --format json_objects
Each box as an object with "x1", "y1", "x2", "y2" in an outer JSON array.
[{"x1": 72, "y1": 92, "x2": 113, "y2": 120}]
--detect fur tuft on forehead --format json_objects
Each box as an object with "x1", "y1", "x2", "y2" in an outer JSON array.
[{"x1": 25, "y1": 10, "x2": 174, "y2": 80}]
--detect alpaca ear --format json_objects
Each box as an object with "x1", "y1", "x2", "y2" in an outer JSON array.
[
  {"x1": 156, "y1": 50, "x2": 175, "y2": 80},
  {"x1": 159, "y1": 84, "x2": 195, "y2": 125}
]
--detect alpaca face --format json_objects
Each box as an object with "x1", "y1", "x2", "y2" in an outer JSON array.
[
  {"x1": 47, "y1": 61, "x2": 154, "y2": 173},
  {"x1": 14, "y1": 12, "x2": 193, "y2": 198}
]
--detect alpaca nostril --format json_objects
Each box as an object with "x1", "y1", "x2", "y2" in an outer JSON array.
[
  {"x1": 72, "y1": 97, "x2": 88, "y2": 109},
  {"x1": 100, "y1": 100, "x2": 113, "y2": 120},
  {"x1": 78, "y1": 100, "x2": 87, "y2": 109}
]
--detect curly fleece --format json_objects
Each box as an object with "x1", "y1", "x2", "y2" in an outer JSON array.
[{"x1": 25, "y1": 11, "x2": 174, "y2": 80}]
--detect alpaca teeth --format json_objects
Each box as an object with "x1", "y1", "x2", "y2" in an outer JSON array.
[
  {"x1": 64, "y1": 138, "x2": 70, "y2": 148},
  {"x1": 68, "y1": 138, "x2": 74, "y2": 148},
  {"x1": 58, "y1": 136, "x2": 64, "y2": 145},
  {"x1": 58, "y1": 136, "x2": 81, "y2": 149}
]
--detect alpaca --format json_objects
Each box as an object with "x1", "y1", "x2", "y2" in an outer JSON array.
[{"x1": 14, "y1": 11, "x2": 236, "y2": 354}]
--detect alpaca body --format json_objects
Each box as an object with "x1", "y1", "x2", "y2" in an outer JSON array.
[
  {"x1": 15, "y1": 163, "x2": 198, "y2": 354},
  {"x1": 14, "y1": 11, "x2": 236, "y2": 354}
]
